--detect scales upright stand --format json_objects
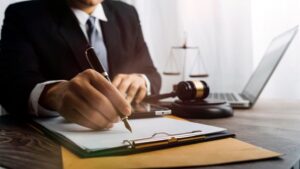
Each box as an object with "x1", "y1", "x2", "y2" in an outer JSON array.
[{"x1": 163, "y1": 42, "x2": 209, "y2": 80}]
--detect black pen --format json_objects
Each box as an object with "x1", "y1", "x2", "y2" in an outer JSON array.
[{"x1": 85, "y1": 47, "x2": 132, "y2": 132}]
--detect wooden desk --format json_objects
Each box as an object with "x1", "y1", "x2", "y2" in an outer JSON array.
[
  {"x1": 0, "y1": 116, "x2": 62, "y2": 169},
  {"x1": 1, "y1": 99, "x2": 300, "y2": 169},
  {"x1": 195, "y1": 99, "x2": 300, "y2": 169}
]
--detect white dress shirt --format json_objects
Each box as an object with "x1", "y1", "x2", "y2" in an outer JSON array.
[{"x1": 28, "y1": 4, "x2": 150, "y2": 116}]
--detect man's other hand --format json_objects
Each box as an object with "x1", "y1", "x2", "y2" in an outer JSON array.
[
  {"x1": 39, "y1": 69, "x2": 131, "y2": 130},
  {"x1": 112, "y1": 74, "x2": 147, "y2": 104}
]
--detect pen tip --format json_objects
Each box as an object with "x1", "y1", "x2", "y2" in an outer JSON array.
[
  {"x1": 127, "y1": 124, "x2": 133, "y2": 133},
  {"x1": 124, "y1": 119, "x2": 132, "y2": 133}
]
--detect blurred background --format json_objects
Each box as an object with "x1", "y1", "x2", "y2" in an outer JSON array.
[{"x1": 1, "y1": 0, "x2": 300, "y2": 101}]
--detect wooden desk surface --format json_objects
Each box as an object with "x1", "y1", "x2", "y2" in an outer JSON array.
[
  {"x1": 0, "y1": 116, "x2": 62, "y2": 169},
  {"x1": 0, "y1": 99, "x2": 300, "y2": 169},
  {"x1": 194, "y1": 99, "x2": 300, "y2": 169}
]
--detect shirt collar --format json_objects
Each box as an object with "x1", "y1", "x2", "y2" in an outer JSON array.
[{"x1": 71, "y1": 3, "x2": 108, "y2": 26}]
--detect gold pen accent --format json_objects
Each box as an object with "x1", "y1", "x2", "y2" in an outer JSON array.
[{"x1": 85, "y1": 47, "x2": 132, "y2": 132}]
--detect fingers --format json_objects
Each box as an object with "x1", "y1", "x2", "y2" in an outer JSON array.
[
  {"x1": 82, "y1": 70, "x2": 132, "y2": 117},
  {"x1": 126, "y1": 81, "x2": 147, "y2": 103},
  {"x1": 112, "y1": 74, "x2": 148, "y2": 103},
  {"x1": 126, "y1": 82, "x2": 139, "y2": 103},
  {"x1": 113, "y1": 74, "x2": 133, "y2": 96},
  {"x1": 59, "y1": 90, "x2": 113, "y2": 130},
  {"x1": 53, "y1": 69, "x2": 131, "y2": 130},
  {"x1": 112, "y1": 74, "x2": 123, "y2": 89},
  {"x1": 50, "y1": 70, "x2": 148, "y2": 130},
  {"x1": 68, "y1": 77, "x2": 120, "y2": 123},
  {"x1": 134, "y1": 85, "x2": 147, "y2": 103}
]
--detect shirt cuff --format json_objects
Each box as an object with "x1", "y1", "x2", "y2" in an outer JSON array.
[
  {"x1": 140, "y1": 74, "x2": 151, "y2": 95},
  {"x1": 0, "y1": 106, "x2": 7, "y2": 116},
  {"x1": 29, "y1": 80, "x2": 66, "y2": 117}
]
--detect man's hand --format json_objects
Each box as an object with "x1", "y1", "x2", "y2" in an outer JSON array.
[
  {"x1": 39, "y1": 69, "x2": 131, "y2": 130},
  {"x1": 112, "y1": 74, "x2": 147, "y2": 104}
]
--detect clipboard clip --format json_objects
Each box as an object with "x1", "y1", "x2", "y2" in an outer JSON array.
[{"x1": 123, "y1": 130, "x2": 206, "y2": 149}]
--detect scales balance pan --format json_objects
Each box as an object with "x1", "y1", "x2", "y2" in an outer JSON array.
[{"x1": 163, "y1": 46, "x2": 209, "y2": 78}]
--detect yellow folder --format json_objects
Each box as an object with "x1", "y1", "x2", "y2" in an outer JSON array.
[{"x1": 62, "y1": 138, "x2": 281, "y2": 169}]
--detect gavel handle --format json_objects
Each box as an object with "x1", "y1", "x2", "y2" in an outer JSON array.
[{"x1": 144, "y1": 92, "x2": 177, "y2": 102}]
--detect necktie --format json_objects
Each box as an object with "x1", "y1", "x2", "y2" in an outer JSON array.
[{"x1": 86, "y1": 16, "x2": 109, "y2": 72}]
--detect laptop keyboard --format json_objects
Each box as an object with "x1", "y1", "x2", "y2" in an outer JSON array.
[{"x1": 208, "y1": 93, "x2": 239, "y2": 102}]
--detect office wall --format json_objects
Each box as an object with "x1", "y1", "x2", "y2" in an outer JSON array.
[
  {"x1": 251, "y1": 0, "x2": 300, "y2": 99},
  {"x1": 132, "y1": 0, "x2": 253, "y2": 94}
]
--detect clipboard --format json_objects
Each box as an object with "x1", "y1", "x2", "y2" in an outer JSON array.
[
  {"x1": 124, "y1": 131, "x2": 234, "y2": 150},
  {"x1": 32, "y1": 117, "x2": 234, "y2": 158}
]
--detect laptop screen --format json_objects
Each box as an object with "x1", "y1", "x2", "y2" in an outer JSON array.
[{"x1": 241, "y1": 26, "x2": 298, "y2": 106}]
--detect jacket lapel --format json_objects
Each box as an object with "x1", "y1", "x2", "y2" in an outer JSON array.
[
  {"x1": 57, "y1": 5, "x2": 90, "y2": 71},
  {"x1": 55, "y1": 1, "x2": 124, "y2": 76},
  {"x1": 101, "y1": 2, "x2": 124, "y2": 78}
]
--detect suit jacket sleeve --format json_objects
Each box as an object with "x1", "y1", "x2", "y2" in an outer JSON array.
[
  {"x1": 0, "y1": 4, "x2": 46, "y2": 115},
  {"x1": 130, "y1": 5, "x2": 161, "y2": 94}
]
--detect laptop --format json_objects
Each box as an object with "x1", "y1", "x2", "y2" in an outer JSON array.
[{"x1": 208, "y1": 26, "x2": 298, "y2": 108}]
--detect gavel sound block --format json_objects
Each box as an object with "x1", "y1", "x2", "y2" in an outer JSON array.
[{"x1": 145, "y1": 81, "x2": 233, "y2": 119}]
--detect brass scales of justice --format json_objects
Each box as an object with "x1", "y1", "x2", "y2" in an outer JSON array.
[{"x1": 163, "y1": 41, "x2": 209, "y2": 79}]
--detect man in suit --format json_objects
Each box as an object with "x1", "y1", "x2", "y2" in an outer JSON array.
[{"x1": 0, "y1": 0, "x2": 161, "y2": 129}]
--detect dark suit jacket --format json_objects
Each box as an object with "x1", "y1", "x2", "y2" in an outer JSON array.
[{"x1": 0, "y1": 0, "x2": 161, "y2": 115}]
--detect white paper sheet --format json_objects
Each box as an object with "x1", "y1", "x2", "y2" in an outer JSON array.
[{"x1": 35, "y1": 117, "x2": 226, "y2": 151}]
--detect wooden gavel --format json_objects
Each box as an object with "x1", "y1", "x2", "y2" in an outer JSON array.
[{"x1": 145, "y1": 80, "x2": 210, "y2": 102}]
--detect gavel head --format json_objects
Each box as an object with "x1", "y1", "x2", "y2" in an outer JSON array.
[{"x1": 175, "y1": 80, "x2": 209, "y2": 101}]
